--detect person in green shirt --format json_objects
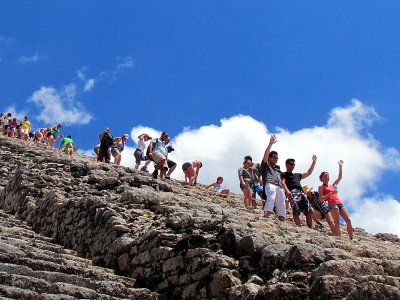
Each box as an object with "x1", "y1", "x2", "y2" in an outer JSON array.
[
  {"x1": 59, "y1": 135, "x2": 74, "y2": 156},
  {"x1": 47, "y1": 124, "x2": 62, "y2": 149}
]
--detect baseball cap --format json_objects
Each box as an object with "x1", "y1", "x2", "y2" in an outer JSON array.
[{"x1": 123, "y1": 134, "x2": 129, "y2": 139}]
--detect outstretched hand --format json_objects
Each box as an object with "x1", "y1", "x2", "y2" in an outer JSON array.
[
  {"x1": 269, "y1": 135, "x2": 278, "y2": 145},
  {"x1": 312, "y1": 155, "x2": 317, "y2": 162},
  {"x1": 338, "y1": 160, "x2": 344, "y2": 166}
]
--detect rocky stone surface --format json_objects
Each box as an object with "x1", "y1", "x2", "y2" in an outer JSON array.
[
  {"x1": 0, "y1": 210, "x2": 157, "y2": 299},
  {"x1": 0, "y1": 134, "x2": 400, "y2": 299}
]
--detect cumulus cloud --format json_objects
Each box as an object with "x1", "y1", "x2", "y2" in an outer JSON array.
[
  {"x1": 76, "y1": 68, "x2": 96, "y2": 92},
  {"x1": 18, "y1": 52, "x2": 41, "y2": 64},
  {"x1": 327, "y1": 99, "x2": 381, "y2": 134},
  {"x1": 28, "y1": 85, "x2": 92, "y2": 125},
  {"x1": 351, "y1": 194, "x2": 400, "y2": 236},
  {"x1": 116, "y1": 100, "x2": 400, "y2": 235}
]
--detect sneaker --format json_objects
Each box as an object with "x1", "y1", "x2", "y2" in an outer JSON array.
[{"x1": 141, "y1": 166, "x2": 149, "y2": 172}]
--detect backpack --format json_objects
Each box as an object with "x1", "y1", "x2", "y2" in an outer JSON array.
[
  {"x1": 101, "y1": 133, "x2": 114, "y2": 147},
  {"x1": 146, "y1": 140, "x2": 157, "y2": 159}
]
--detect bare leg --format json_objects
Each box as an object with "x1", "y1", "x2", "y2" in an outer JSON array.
[
  {"x1": 158, "y1": 161, "x2": 167, "y2": 180},
  {"x1": 293, "y1": 213, "x2": 301, "y2": 226},
  {"x1": 242, "y1": 187, "x2": 252, "y2": 208},
  {"x1": 187, "y1": 167, "x2": 196, "y2": 186},
  {"x1": 325, "y1": 212, "x2": 338, "y2": 235},
  {"x1": 166, "y1": 164, "x2": 176, "y2": 177},
  {"x1": 219, "y1": 189, "x2": 230, "y2": 198},
  {"x1": 305, "y1": 211, "x2": 313, "y2": 228},
  {"x1": 330, "y1": 208, "x2": 341, "y2": 236},
  {"x1": 312, "y1": 208, "x2": 321, "y2": 222},
  {"x1": 159, "y1": 168, "x2": 167, "y2": 180},
  {"x1": 340, "y1": 208, "x2": 353, "y2": 239}
]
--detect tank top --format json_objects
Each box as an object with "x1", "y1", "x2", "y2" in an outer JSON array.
[
  {"x1": 213, "y1": 183, "x2": 222, "y2": 192},
  {"x1": 322, "y1": 184, "x2": 343, "y2": 206}
]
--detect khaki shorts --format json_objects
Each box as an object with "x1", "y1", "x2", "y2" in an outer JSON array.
[{"x1": 153, "y1": 151, "x2": 168, "y2": 169}]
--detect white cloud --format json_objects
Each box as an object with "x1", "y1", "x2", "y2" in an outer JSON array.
[
  {"x1": 18, "y1": 52, "x2": 41, "y2": 64},
  {"x1": 76, "y1": 67, "x2": 96, "y2": 92},
  {"x1": 115, "y1": 100, "x2": 400, "y2": 236},
  {"x1": 84, "y1": 79, "x2": 95, "y2": 92},
  {"x1": 327, "y1": 99, "x2": 381, "y2": 134},
  {"x1": 1, "y1": 105, "x2": 28, "y2": 121},
  {"x1": 28, "y1": 85, "x2": 92, "y2": 125},
  {"x1": 351, "y1": 195, "x2": 400, "y2": 236},
  {"x1": 116, "y1": 56, "x2": 134, "y2": 70},
  {"x1": 77, "y1": 148, "x2": 96, "y2": 157}
]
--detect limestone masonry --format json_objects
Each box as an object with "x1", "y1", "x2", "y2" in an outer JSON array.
[{"x1": 0, "y1": 134, "x2": 399, "y2": 299}]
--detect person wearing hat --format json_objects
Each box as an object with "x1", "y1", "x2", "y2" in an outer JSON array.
[
  {"x1": 111, "y1": 133, "x2": 129, "y2": 165},
  {"x1": 134, "y1": 133, "x2": 152, "y2": 170},
  {"x1": 302, "y1": 184, "x2": 337, "y2": 234},
  {"x1": 281, "y1": 155, "x2": 317, "y2": 228}
]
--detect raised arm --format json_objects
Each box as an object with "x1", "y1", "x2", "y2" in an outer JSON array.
[
  {"x1": 262, "y1": 135, "x2": 277, "y2": 163},
  {"x1": 333, "y1": 160, "x2": 343, "y2": 186},
  {"x1": 302, "y1": 155, "x2": 317, "y2": 179},
  {"x1": 99, "y1": 128, "x2": 109, "y2": 142},
  {"x1": 138, "y1": 133, "x2": 150, "y2": 140}
]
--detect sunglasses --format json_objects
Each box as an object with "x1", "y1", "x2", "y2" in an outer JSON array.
[
  {"x1": 287, "y1": 162, "x2": 295, "y2": 166},
  {"x1": 271, "y1": 156, "x2": 279, "y2": 159}
]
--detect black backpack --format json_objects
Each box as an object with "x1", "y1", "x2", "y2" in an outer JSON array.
[
  {"x1": 101, "y1": 133, "x2": 114, "y2": 147},
  {"x1": 146, "y1": 140, "x2": 157, "y2": 159}
]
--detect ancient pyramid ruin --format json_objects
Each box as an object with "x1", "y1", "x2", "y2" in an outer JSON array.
[{"x1": 1, "y1": 134, "x2": 399, "y2": 299}]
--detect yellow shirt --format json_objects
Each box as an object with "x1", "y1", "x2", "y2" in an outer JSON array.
[{"x1": 20, "y1": 120, "x2": 31, "y2": 131}]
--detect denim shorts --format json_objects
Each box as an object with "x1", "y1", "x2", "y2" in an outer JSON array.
[
  {"x1": 329, "y1": 203, "x2": 345, "y2": 210},
  {"x1": 251, "y1": 184, "x2": 263, "y2": 198}
]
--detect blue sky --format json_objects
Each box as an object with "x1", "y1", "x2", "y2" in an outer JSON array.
[{"x1": 1, "y1": 2, "x2": 400, "y2": 234}]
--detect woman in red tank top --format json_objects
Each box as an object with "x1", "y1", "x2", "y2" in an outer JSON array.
[{"x1": 318, "y1": 160, "x2": 353, "y2": 239}]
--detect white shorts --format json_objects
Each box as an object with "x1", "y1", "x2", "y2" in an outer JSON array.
[
  {"x1": 21, "y1": 129, "x2": 29, "y2": 135},
  {"x1": 263, "y1": 182, "x2": 287, "y2": 218}
]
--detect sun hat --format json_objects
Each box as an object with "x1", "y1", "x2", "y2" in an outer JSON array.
[{"x1": 302, "y1": 185, "x2": 313, "y2": 194}]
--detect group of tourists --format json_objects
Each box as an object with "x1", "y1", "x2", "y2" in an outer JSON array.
[
  {"x1": 1, "y1": 113, "x2": 31, "y2": 140},
  {"x1": 238, "y1": 135, "x2": 353, "y2": 239},
  {"x1": 1, "y1": 111, "x2": 353, "y2": 238},
  {"x1": 1, "y1": 112, "x2": 74, "y2": 155},
  {"x1": 95, "y1": 128, "x2": 205, "y2": 187}
]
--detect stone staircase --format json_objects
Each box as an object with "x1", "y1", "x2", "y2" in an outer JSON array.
[{"x1": 0, "y1": 134, "x2": 399, "y2": 299}]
